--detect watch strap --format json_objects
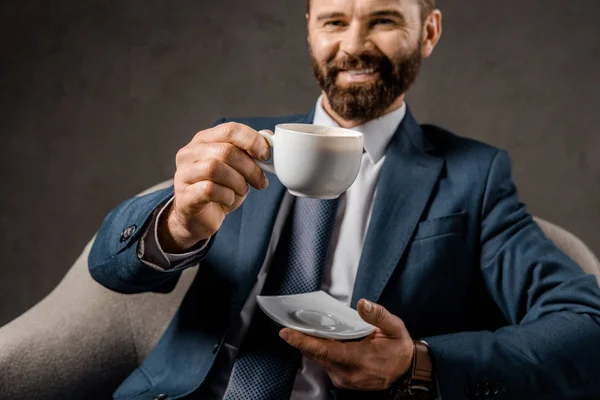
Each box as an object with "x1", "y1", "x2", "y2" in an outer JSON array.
[
  {"x1": 390, "y1": 340, "x2": 434, "y2": 399},
  {"x1": 412, "y1": 340, "x2": 433, "y2": 384}
]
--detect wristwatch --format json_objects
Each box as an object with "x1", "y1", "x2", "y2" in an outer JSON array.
[{"x1": 389, "y1": 340, "x2": 434, "y2": 399}]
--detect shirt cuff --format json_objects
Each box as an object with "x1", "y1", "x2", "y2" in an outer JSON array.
[{"x1": 140, "y1": 197, "x2": 210, "y2": 270}]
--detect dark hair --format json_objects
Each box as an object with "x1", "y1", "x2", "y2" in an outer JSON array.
[{"x1": 306, "y1": 0, "x2": 436, "y2": 22}]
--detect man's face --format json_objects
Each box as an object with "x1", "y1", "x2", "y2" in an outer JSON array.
[{"x1": 308, "y1": 0, "x2": 424, "y2": 123}]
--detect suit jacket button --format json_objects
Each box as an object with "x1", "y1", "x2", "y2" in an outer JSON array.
[
  {"x1": 120, "y1": 225, "x2": 137, "y2": 242},
  {"x1": 152, "y1": 395, "x2": 168, "y2": 400},
  {"x1": 465, "y1": 384, "x2": 481, "y2": 398},
  {"x1": 492, "y1": 381, "x2": 507, "y2": 395},
  {"x1": 482, "y1": 382, "x2": 492, "y2": 396}
]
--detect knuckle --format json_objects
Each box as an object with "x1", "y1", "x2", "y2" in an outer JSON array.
[
  {"x1": 224, "y1": 188, "x2": 235, "y2": 206},
  {"x1": 253, "y1": 166, "x2": 265, "y2": 182},
  {"x1": 199, "y1": 180, "x2": 216, "y2": 197},
  {"x1": 233, "y1": 179, "x2": 247, "y2": 196},
  {"x1": 314, "y1": 346, "x2": 329, "y2": 362},
  {"x1": 173, "y1": 169, "x2": 184, "y2": 185},
  {"x1": 221, "y1": 122, "x2": 238, "y2": 140},
  {"x1": 330, "y1": 376, "x2": 344, "y2": 388},
  {"x1": 375, "y1": 307, "x2": 389, "y2": 324},
  {"x1": 251, "y1": 132, "x2": 265, "y2": 149},
  {"x1": 216, "y1": 143, "x2": 237, "y2": 160},
  {"x1": 203, "y1": 158, "x2": 220, "y2": 177},
  {"x1": 338, "y1": 374, "x2": 353, "y2": 388},
  {"x1": 175, "y1": 146, "x2": 189, "y2": 165},
  {"x1": 347, "y1": 373, "x2": 360, "y2": 387},
  {"x1": 382, "y1": 376, "x2": 395, "y2": 389}
]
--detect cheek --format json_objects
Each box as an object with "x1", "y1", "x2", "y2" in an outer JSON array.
[
  {"x1": 310, "y1": 34, "x2": 339, "y2": 64},
  {"x1": 374, "y1": 31, "x2": 418, "y2": 57},
  {"x1": 381, "y1": 43, "x2": 416, "y2": 63}
]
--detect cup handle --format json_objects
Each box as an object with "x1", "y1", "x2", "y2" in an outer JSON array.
[{"x1": 256, "y1": 130, "x2": 276, "y2": 175}]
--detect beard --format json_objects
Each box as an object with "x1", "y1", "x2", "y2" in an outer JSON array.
[{"x1": 310, "y1": 42, "x2": 423, "y2": 123}]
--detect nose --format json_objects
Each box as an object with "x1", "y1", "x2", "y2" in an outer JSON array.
[{"x1": 338, "y1": 23, "x2": 372, "y2": 56}]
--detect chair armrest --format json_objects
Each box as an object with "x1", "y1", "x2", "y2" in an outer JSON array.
[
  {"x1": 0, "y1": 179, "x2": 193, "y2": 400},
  {"x1": 0, "y1": 238, "x2": 138, "y2": 400}
]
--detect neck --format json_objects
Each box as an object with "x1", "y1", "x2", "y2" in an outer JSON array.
[{"x1": 321, "y1": 93, "x2": 406, "y2": 128}]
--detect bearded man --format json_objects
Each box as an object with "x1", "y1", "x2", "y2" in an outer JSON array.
[{"x1": 88, "y1": 0, "x2": 600, "y2": 399}]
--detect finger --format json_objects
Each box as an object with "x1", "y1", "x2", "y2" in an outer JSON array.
[
  {"x1": 176, "y1": 158, "x2": 250, "y2": 197},
  {"x1": 177, "y1": 142, "x2": 267, "y2": 191},
  {"x1": 180, "y1": 180, "x2": 237, "y2": 209},
  {"x1": 280, "y1": 329, "x2": 348, "y2": 366},
  {"x1": 192, "y1": 122, "x2": 271, "y2": 162},
  {"x1": 357, "y1": 299, "x2": 409, "y2": 337},
  {"x1": 205, "y1": 143, "x2": 268, "y2": 190},
  {"x1": 224, "y1": 191, "x2": 249, "y2": 214}
]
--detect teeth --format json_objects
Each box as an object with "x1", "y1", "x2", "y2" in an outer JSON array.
[{"x1": 347, "y1": 69, "x2": 375, "y2": 75}]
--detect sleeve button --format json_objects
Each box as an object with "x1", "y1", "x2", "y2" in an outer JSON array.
[
  {"x1": 120, "y1": 225, "x2": 137, "y2": 242},
  {"x1": 465, "y1": 384, "x2": 481, "y2": 398},
  {"x1": 492, "y1": 381, "x2": 507, "y2": 395},
  {"x1": 482, "y1": 382, "x2": 491, "y2": 396}
]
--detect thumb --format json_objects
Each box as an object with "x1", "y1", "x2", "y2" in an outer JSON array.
[{"x1": 358, "y1": 299, "x2": 408, "y2": 337}]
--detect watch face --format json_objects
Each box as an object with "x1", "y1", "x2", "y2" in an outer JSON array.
[
  {"x1": 408, "y1": 386, "x2": 430, "y2": 396},
  {"x1": 391, "y1": 381, "x2": 431, "y2": 400},
  {"x1": 392, "y1": 388, "x2": 430, "y2": 400}
]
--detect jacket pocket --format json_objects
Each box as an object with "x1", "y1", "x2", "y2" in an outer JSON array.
[{"x1": 413, "y1": 212, "x2": 466, "y2": 241}]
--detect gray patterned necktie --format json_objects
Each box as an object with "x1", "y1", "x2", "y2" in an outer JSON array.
[{"x1": 223, "y1": 196, "x2": 340, "y2": 400}]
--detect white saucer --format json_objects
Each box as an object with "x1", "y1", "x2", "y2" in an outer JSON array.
[{"x1": 257, "y1": 291, "x2": 376, "y2": 340}]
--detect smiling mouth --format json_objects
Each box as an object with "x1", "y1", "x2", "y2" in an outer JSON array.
[{"x1": 337, "y1": 68, "x2": 379, "y2": 83}]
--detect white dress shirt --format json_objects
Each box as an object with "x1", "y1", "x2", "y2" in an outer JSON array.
[{"x1": 141, "y1": 95, "x2": 407, "y2": 398}]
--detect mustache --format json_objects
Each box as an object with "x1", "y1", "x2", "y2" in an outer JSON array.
[{"x1": 327, "y1": 53, "x2": 391, "y2": 74}]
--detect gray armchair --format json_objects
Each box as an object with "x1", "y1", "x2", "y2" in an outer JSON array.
[{"x1": 1, "y1": 180, "x2": 599, "y2": 400}]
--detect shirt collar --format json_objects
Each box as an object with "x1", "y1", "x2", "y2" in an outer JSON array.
[{"x1": 311, "y1": 94, "x2": 407, "y2": 164}]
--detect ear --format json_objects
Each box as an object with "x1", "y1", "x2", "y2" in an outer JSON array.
[{"x1": 421, "y1": 9, "x2": 442, "y2": 59}]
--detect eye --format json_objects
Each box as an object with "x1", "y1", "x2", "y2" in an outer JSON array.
[
  {"x1": 324, "y1": 20, "x2": 345, "y2": 27},
  {"x1": 371, "y1": 18, "x2": 395, "y2": 26}
]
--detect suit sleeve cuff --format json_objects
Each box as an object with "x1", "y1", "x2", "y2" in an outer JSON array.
[{"x1": 138, "y1": 197, "x2": 210, "y2": 270}]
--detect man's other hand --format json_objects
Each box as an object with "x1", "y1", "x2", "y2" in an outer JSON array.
[{"x1": 280, "y1": 299, "x2": 414, "y2": 391}]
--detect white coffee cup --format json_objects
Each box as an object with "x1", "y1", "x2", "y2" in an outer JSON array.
[{"x1": 256, "y1": 124, "x2": 364, "y2": 199}]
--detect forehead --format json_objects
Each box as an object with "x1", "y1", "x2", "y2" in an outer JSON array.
[{"x1": 311, "y1": 0, "x2": 418, "y2": 16}]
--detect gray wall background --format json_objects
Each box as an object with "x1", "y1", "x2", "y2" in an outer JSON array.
[{"x1": 1, "y1": 0, "x2": 599, "y2": 327}]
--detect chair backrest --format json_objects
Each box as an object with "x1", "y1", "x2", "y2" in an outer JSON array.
[{"x1": 534, "y1": 217, "x2": 600, "y2": 284}]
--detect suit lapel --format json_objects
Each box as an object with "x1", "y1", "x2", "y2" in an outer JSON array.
[
  {"x1": 233, "y1": 175, "x2": 285, "y2": 314},
  {"x1": 350, "y1": 110, "x2": 444, "y2": 307}
]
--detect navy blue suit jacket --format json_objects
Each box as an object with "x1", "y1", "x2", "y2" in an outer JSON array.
[{"x1": 89, "y1": 108, "x2": 600, "y2": 399}]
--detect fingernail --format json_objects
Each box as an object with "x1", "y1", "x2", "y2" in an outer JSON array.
[
  {"x1": 244, "y1": 184, "x2": 250, "y2": 195},
  {"x1": 260, "y1": 148, "x2": 271, "y2": 161},
  {"x1": 363, "y1": 300, "x2": 373, "y2": 313},
  {"x1": 262, "y1": 174, "x2": 269, "y2": 188},
  {"x1": 279, "y1": 330, "x2": 289, "y2": 341}
]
